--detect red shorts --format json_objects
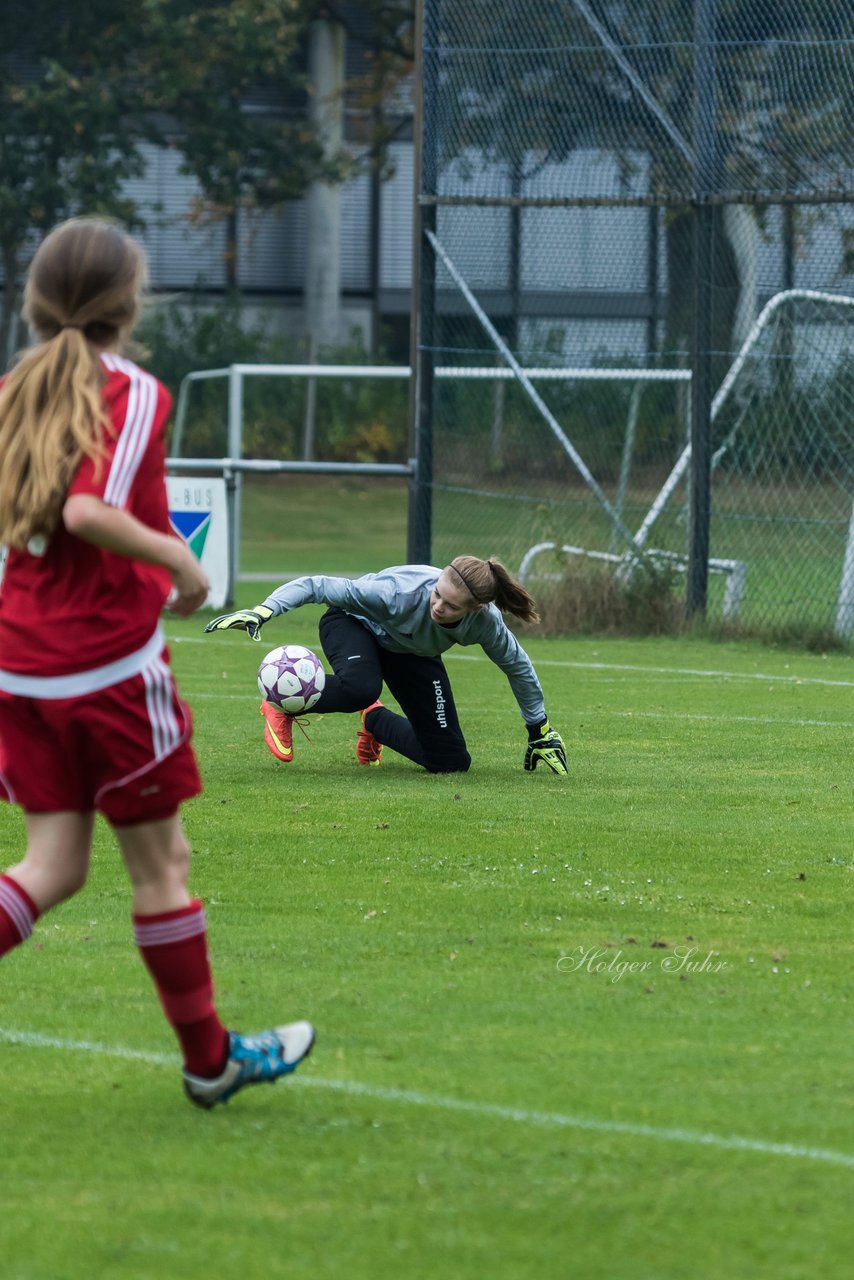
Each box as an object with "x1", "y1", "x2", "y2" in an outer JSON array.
[{"x1": 0, "y1": 652, "x2": 202, "y2": 826}]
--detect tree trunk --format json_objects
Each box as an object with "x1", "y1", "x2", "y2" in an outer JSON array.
[
  {"x1": 722, "y1": 204, "x2": 759, "y2": 354},
  {"x1": 305, "y1": 19, "x2": 344, "y2": 353}
]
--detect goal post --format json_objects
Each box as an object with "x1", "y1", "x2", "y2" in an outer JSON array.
[{"x1": 169, "y1": 362, "x2": 687, "y2": 603}]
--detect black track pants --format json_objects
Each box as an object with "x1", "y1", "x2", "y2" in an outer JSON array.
[{"x1": 315, "y1": 607, "x2": 471, "y2": 773}]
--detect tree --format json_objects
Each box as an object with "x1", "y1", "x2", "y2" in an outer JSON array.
[
  {"x1": 145, "y1": 1, "x2": 339, "y2": 264},
  {"x1": 0, "y1": 3, "x2": 149, "y2": 356},
  {"x1": 425, "y1": 0, "x2": 853, "y2": 371},
  {"x1": 0, "y1": 0, "x2": 340, "y2": 359},
  {"x1": 322, "y1": 0, "x2": 414, "y2": 117}
]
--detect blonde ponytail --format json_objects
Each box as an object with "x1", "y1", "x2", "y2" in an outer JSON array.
[
  {"x1": 0, "y1": 335, "x2": 107, "y2": 547},
  {"x1": 0, "y1": 218, "x2": 144, "y2": 549},
  {"x1": 449, "y1": 555, "x2": 541, "y2": 624}
]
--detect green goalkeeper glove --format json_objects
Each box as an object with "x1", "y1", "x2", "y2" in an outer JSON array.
[
  {"x1": 524, "y1": 720, "x2": 568, "y2": 776},
  {"x1": 204, "y1": 604, "x2": 274, "y2": 642}
]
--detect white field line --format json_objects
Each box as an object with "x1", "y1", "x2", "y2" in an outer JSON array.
[
  {"x1": 600, "y1": 710, "x2": 854, "y2": 729},
  {"x1": 172, "y1": 688, "x2": 854, "y2": 731},
  {"x1": 1, "y1": 1028, "x2": 852, "y2": 1170},
  {"x1": 175, "y1": 635, "x2": 854, "y2": 690},
  {"x1": 447, "y1": 652, "x2": 854, "y2": 689}
]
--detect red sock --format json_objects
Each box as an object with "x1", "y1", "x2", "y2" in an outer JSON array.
[
  {"x1": 0, "y1": 873, "x2": 39, "y2": 958},
  {"x1": 133, "y1": 900, "x2": 229, "y2": 1078}
]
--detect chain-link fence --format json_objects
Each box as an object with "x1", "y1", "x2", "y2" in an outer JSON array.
[{"x1": 410, "y1": 0, "x2": 854, "y2": 639}]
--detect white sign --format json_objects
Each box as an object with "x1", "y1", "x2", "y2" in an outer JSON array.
[{"x1": 166, "y1": 477, "x2": 229, "y2": 610}]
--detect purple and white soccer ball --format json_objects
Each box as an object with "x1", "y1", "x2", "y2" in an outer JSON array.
[{"x1": 257, "y1": 644, "x2": 326, "y2": 713}]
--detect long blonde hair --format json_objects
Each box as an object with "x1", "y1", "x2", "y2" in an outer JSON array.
[
  {"x1": 0, "y1": 218, "x2": 145, "y2": 549},
  {"x1": 449, "y1": 555, "x2": 541, "y2": 624}
]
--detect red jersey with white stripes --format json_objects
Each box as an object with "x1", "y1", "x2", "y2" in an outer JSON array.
[{"x1": 0, "y1": 354, "x2": 174, "y2": 676}]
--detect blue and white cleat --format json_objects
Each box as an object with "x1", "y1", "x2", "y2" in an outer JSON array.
[{"x1": 183, "y1": 1021, "x2": 316, "y2": 1109}]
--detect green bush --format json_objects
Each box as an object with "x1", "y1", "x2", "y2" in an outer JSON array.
[{"x1": 136, "y1": 293, "x2": 409, "y2": 462}]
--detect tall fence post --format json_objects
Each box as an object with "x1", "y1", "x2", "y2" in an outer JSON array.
[
  {"x1": 407, "y1": 0, "x2": 439, "y2": 564},
  {"x1": 687, "y1": 0, "x2": 717, "y2": 617}
]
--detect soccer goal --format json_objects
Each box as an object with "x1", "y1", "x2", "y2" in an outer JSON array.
[
  {"x1": 167, "y1": 360, "x2": 685, "y2": 606},
  {"x1": 512, "y1": 289, "x2": 854, "y2": 633},
  {"x1": 424, "y1": 236, "x2": 854, "y2": 636},
  {"x1": 632, "y1": 289, "x2": 854, "y2": 637}
]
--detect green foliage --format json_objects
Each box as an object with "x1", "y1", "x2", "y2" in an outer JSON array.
[
  {"x1": 314, "y1": 371, "x2": 410, "y2": 463},
  {"x1": 145, "y1": 1, "x2": 335, "y2": 210},
  {"x1": 0, "y1": 2, "x2": 153, "y2": 350},
  {"x1": 0, "y1": 0, "x2": 351, "y2": 356},
  {"x1": 138, "y1": 291, "x2": 269, "y2": 394},
  {"x1": 137, "y1": 292, "x2": 282, "y2": 456},
  {"x1": 436, "y1": 1, "x2": 853, "y2": 197},
  {"x1": 138, "y1": 294, "x2": 410, "y2": 462}
]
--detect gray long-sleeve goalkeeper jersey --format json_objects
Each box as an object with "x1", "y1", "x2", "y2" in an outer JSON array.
[{"x1": 260, "y1": 564, "x2": 547, "y2": 725}]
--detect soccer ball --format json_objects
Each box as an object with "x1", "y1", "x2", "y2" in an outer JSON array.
[{"x1": 257, "y1": 644, "x2": 326, "y2": 713}]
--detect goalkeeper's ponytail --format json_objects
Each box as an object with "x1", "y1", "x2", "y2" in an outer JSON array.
[
  {"x1": 0, "y1": 218, "x2": 145, "y2": 550},
  {"x1": 448, "y1": 556, "x2": 541, "y2": 624}
]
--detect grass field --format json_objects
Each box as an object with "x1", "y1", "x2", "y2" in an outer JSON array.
[{"x1": 2, "y1": 478, "x2": 854, "y2": 1279}]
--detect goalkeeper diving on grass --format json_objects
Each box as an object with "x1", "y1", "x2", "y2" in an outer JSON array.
[{"x1": 205, "y1": 556, "x2": 567, "y2": 776}]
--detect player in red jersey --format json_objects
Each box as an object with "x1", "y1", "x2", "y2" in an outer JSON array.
[{"x1": 0, "y1": 218, "x2": 313, "y2": 1106}]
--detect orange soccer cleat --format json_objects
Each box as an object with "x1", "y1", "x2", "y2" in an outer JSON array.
[
  {"x1": 260, "y1": 700, "x2": 294, "y2": 762},
  {"x1": 356, "y1": 700, "x2": 384, "y2": 766}
]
